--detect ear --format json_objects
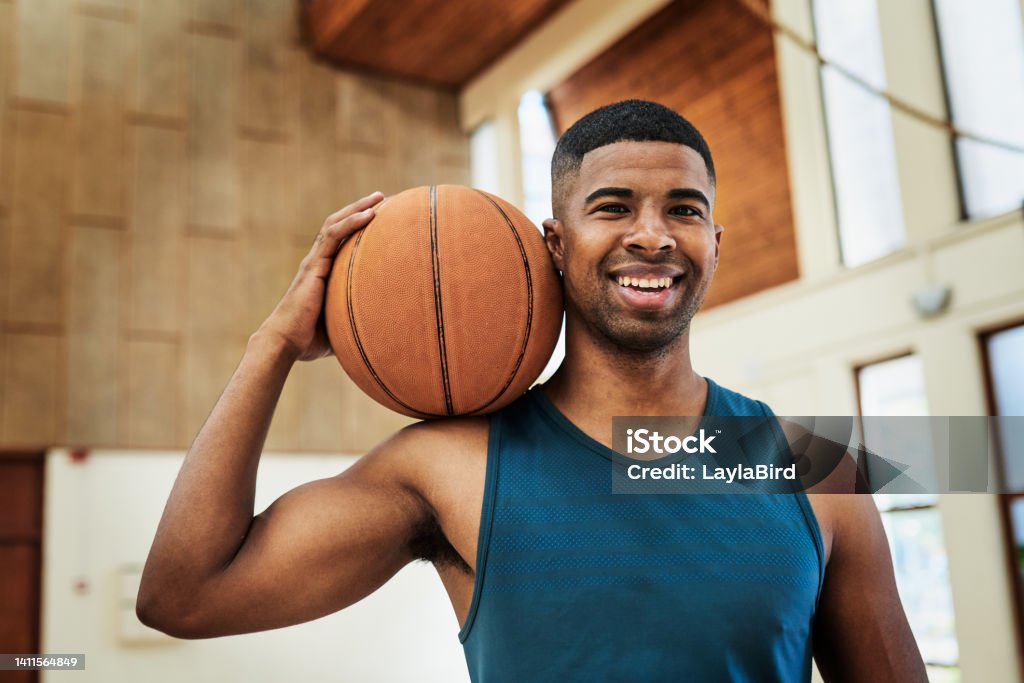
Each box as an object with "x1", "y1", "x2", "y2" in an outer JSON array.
[
  {"x1": 713, "y1": 223, "x2": 724, "y2": 269},
  {"x1": 543, "y1": 218, "x2": 566, "y2": 273}
]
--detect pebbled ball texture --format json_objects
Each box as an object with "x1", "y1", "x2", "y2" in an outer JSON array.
[{"x1": 325, "y1": 185, "x2": 563, "y2": 418}]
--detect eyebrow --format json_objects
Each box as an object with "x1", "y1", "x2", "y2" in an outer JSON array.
[
  {"x1": 584, "y1": 186, "x2": 710, "y2": 211},
  {"x1": 666, "y1": 188, "x2": 711, "y2": 211},
  {"x1": 584, "y1": 187, "x2": 633, "y2": 204}
]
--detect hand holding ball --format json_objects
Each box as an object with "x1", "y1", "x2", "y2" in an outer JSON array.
[{"x1": 324, "y1": 185, "x2": 563, "y2": 418}]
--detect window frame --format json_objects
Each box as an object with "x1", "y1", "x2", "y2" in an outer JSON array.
[{"x1": 979, "y1": 319, "x2": 1024, "y2": 682}]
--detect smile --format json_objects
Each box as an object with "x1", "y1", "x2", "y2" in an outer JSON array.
[
  {"x1": 608, "y1": 271, "x2": 685, "y2": 310},
  {"x1": 616, "y1": 275, "x2": 674, "y2": 290}
]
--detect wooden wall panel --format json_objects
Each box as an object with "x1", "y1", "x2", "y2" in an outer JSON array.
[
  {"x1": 135, "y1": 0, "x2": 186, "y2": 119},
  {"x1": 547, "y1": 0, "x2": 799, "y2": 308},
  {"x1": 337, "y1": 73, "x2": 389, "y2": 150},
  {"x1": 0, "y1": 335, "x2": 5, "y2": 443},
  {"x1": 243, "y1": 138, "x2": 293, "y2": 239},
  {"x1": 393, "y1": 83, "x2": 441, "y2": 190},
  {"x1": 245, "y1": 240, "x2": 291, "y2": 337},
  {"x1": 0, "y1": 454, "x2": 41, "y2": 683},
  {"x1": 0, "y1": 4, "x2": 12, "y2": 212},
  {"x1": 296, "y1": 60, "x2": 338, "y2": 238},
  {"x1": 67, "y1": 227, "x2": 121, "y2": 333},
  {"x1": 0, "y1": 461, "x2": 43, "y2": 536},
  {"x1": 7, "y1": 110, "x2": 69, "y2": 325},
  {"x1": 435, "y1": 94, "x2": 470, "y2": 171},
  {"x1": 125, "y1": 338, "x2": 178, "y2": 447},
  {"x1": 66, "y1": 226, "x2": 121, "y2": 445},
  {"x1": 80, "y1": 0, "x2": 134, "y2": 13},
  {"x1": 73, "y1": 15, "x2": 133, "y2": 221},
  {"x1": 192, "y1": 0, "x2": 240, "y2": 30},
  {"x1": 2, "y1": 333, "x2": 60, "y2": 445},
  {"x1": 187, "y1": 235, "x2": 246, "y2": 338},
  {"x1": 0, "y1": 216, "x2": 7, "y2": 325},
  {"x1": 189, "y1": 33, "x2": 241, "y2": 232},
  {"x1": 130, "y1": 126, "x2": 185, "y2": 335},
  {"x1": 338, "y1": 148, "x2": 395, "y2": 202},
  {"x1": 0, "y1": 545, "x2": 39, "y2": 653},
  {"x1": 243, "y1": 0, "x2": 298, "y2": 137},
  {"x1": 0, "y1": 453, "x2": 42, "y2": 683},
  {"x1": 243, "y1": 140, "x2": 294, "y2": 332},
  {"x1": 1, "y1": 1, "x2": 468, "y2": 451},
  {"x1": 14, "y1": 0, "x2": 72, "y2": 104}
]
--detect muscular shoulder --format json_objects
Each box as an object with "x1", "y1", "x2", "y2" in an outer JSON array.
[{"x1": 381, "y1": 416, "x2": 489, "y2": 486}]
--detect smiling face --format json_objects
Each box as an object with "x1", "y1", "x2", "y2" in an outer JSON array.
[{"x1": 544, "y1": 140, "x2": 723, "y2": 353}]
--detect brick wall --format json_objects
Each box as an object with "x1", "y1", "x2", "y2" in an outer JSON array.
[
  {"x1": 548, "y1": 0, "x2": 799, "y2": 309},
  {"x1": 0, "y1": 0, "x2": 469, "y2": 451}
]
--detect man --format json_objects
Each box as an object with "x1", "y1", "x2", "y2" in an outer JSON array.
[{"x1": 138, "y1": 100, "x2": 927, "y2": 681}]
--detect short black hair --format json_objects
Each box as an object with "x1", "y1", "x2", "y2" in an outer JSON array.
[{"x1": 550, "y1": 99, "x2": 715, "y2": 217}]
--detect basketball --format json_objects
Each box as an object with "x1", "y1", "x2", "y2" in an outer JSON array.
[{"x1": 324, "y1": 185, "x2": 564, "y2": 418}]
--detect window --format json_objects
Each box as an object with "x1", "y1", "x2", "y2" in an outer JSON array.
[
  {"x1": 470, "y1": 120, "x2": 501, "y2": 195},
  {"x1": 812, "y1": 0, "x2": 907, "y2": 267},
  {"x1": 986, "y1": 324, "x2": 1024, "y2": 489},
  {"x1": 517, "y1": 90, "x2": 557, "y2": 229},
  {"x1": 933, "y1": 0, "x2": 1024, "y2": 219},
  {"x1": 856, "y1": 355, "x2": 960, "y2": 678}
]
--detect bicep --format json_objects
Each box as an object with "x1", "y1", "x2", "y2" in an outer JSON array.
[
  {"x1": 813, "y1": 495, "x2": 928, "y2": 682},
  {"x1": 184, "y1": 451, "x2": 427, "y2": 637}
]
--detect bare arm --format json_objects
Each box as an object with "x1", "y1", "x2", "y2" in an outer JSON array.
[
  {"x1": 136, "y1": 192, "x2": 429, "y2": 637},
  {"x1": 813, "y1": 495, "x2": 928, "y2": 682}
]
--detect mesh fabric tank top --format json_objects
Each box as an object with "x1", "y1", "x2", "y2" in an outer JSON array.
[{"x1": 459, "y1": 378, "x2": 824, "y2": 682}]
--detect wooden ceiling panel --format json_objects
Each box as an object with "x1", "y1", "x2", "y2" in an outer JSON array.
[{"x1": 304, "y1": 0, "x2": 574, "y2": 89}]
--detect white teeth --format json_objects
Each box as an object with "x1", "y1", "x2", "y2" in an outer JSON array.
[{"x1": 617, "y1": 275, "x2": 674, "y2": 289}]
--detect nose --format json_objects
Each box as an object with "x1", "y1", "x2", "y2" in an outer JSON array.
[{"x1": 623, "y1": 210, "x2": 676, "y2": 254}]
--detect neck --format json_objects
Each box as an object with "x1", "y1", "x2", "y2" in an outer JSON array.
[{"x1": 543, "y1": 316, "x2": 708, "y2": 437}]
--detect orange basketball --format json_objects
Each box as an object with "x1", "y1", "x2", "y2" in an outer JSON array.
[{"x1": 325, "y1": 185, "x2": 563, "y2": 418}]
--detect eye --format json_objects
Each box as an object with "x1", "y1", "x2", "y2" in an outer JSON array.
[
  {"x1": 596, "y1": 203, "x2": 628, "y2": 214},
  {"x1": 670, "y1": 205, "x2": 702, "y2": 218}
]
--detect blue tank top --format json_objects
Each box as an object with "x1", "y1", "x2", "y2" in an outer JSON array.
[{"x1": 460, "y1": 378, "x2": 824, "y2": 682}]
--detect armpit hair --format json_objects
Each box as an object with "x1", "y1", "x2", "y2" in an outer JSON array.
[{"x1": 406, "y1": 497, "x2": 472, "y2": 575}]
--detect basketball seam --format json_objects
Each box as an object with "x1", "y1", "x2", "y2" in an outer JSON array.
[
  {"x1": 347, "y1": 229, "x2": 445, "y2": 419},
  {"x1": 430, "y1": 185, "x2": 455, "y2": 416},
  {"x1": 470, "y1": 190, "x2": 534, "y2": 414}
]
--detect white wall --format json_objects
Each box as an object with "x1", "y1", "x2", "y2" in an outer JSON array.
[{"x1": 40, "y1": 449, "x2": 470, "y2": 683}]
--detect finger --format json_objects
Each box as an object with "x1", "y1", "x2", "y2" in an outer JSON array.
[
  {"x1": 322, "y1": 191, "x2": 384, "y2": 227},
  {"x1": 310, "y1": 205, "x2": 376, "y2": 260}
]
